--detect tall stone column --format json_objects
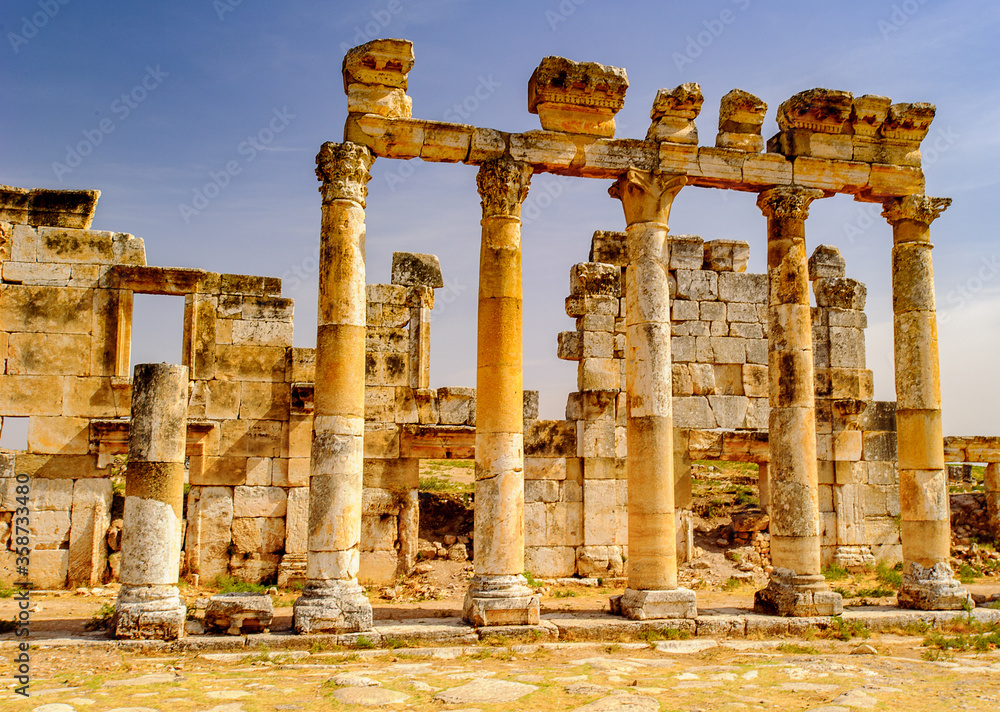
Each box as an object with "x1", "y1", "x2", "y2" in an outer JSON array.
[
  {"x1": 463, "y1": 156, "x2": 540, "y2": 627},
  {"x1": 882, "y1": 195, "x2": 970, "y2": 610},
  {"x1": 294, "y1": 142, "x2": 375, "y2": 633},
  {"x1": 609, "y1": 168, "x2": 696, "y2": 620},
  {"x1": 115, "y1": 363, "x2": 188, "y2": 640},
  {"x1": 754, "y1": 187, "x2": 841, "y2": 617}
]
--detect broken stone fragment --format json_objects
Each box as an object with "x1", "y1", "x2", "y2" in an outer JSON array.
[
  {"x1": 528, "y1": 56, "x2": 628, "y2": 137},
  {"x1": 647, "y1": 83, "x2": 703, "y2": 144},
  {"x1": 342, "y1": 39, "x2": 415, "y2": 91},
  {"x1": 390, "y1": 251, "x2": 443, "y2": 288},
  {"x1": 777, "y1": 88, "x2": 853, "y2": 133},
  {"x1": 808, "y1": 244, "x2": 846, "y2": 280},
  {"x1": 716, "y1": 89, "x2": 767, "y2": 153},
  {"x1": 204, "y1": 591, "x2": 274, "y2": 635}
]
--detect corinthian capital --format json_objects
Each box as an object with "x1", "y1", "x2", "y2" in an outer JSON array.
[
  {"x1": 476, "y1": 157, "x2": 532, "y2": 218},
  {"x1": 881, "y1": 195, "x2": 951, "y2": 226},
  {"x1": 316, "y1": 142, "x2": 375, "y2": 206},
  {"x1": 756, "y1": 186, "x2": 824, "y2": 220},
  {"x1": 608, "y1": 168, "x2": 686, "y2": 225}
]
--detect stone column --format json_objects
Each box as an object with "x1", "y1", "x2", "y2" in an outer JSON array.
[
  {"x1": 294, "y1": 142, "x2": 375, "y2": 633},
  {"x1": 754, "y1": 187, "x2": 841, "y2": 617},
  {"x1": 114, "y1": 363, "x2": 188, "y2": 640},
  {"x1": 463, "y1": 156, "x2": 540, "y2": 627},
  {"x1": 882, "y1": 195, "x2": 970, "y2": 610},
  {"x1": 609, "y1": 168, "x2": 696, "y2": 620}
]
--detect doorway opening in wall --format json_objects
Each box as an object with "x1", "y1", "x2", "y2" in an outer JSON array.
[
  {"x1": 417, "y1": 458, "x2": 474, "y2": 560},
  {"x1": 129, "y1": 294, "x2": 186, "y2": 373},
  {"x1": 688, "y1": 458, "x2": 770, "y2": 594},
  {"x1": 0, "y1": 416, "x2": 29, "y2": 451}
]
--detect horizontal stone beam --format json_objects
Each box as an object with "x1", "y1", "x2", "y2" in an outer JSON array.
[{"x1": 345, "y1": 114, "x2": 925, "y2": 199}]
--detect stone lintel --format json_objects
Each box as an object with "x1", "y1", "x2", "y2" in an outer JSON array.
[
  {"x1": 612, "y1": 588, "x2": 698, "y2": 621},
  {"x1": 345, "y1": 115, "x2": 927, "y2": 197}
]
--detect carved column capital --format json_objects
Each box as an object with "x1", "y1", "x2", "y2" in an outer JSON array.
[
  {"x1": 881, "y1": 195, "x2": 951, "y2": 226},
  {"x1": 756, "y1": 186, "x2": 824, "y2": 220},
  {"x1": 608, "y1": 168, "x2": 686, "y2": 225},
  {"x1": 477, "y1": 157, "x2": 532, "y2": 218},
  {"x1": 316, "y1": 142, "x2": 375, "y2": 206}
]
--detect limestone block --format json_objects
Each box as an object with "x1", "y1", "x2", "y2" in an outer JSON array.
[
  {"x1": 229, "y1": 552, "x2": 280, "y2": 583},
  {"x1": 29, "y1": 548, "x2": 68, "y2": 589},
  {"x1": 509, "y1": 130, "x2": 577, "y2": 169},
  {"x1": 863, "y1": 431, "x2": 897, "y2": 462},
  {"x1": 730, "y1": 322, "x2": 764, "y2": 340},
  {"x1": 2, "y1": 261, "x2": 72, "y2": 285},
  {"x1": 390, "y1": 252, "x2": 443, "y2": 288},
  {"x1": 286, "y1": 347, "x2": 316, "y2": 383},
  {"x1": 30, "y1": 478, "x2": 75, "y2": 510},
  {"x1": 672, "y1": 364, "x2": 694, "y2": 396},
  {"x1": 191, "y1": 456, "x2": 246, "y2": 486},
  {"x1": 703, "y1": 240, "x2": 750, "y2": 273},
  {"x1": 231, "y1": 319, "x2": 293, "y2": 348},
  {"x1": 420, "y1": 121, "x2": 473, "y2": 162},
  {"x1": 689, "y1": 363, "x2": 715, "y2": 394},
  {"x1": 674, "y1": 270, "x2": 718, "y2": 301},
  {"x1": 579, "y1": 358, "x2": 619, "y2": 391},
  {"x1": 727, "y1": 302, "x2": 760, "y2": 323},
  {"x1": 864, "y1": 163, "x2": 924, "y2": 198},
  {"x1": 816, "y1": 278, "x2": 867, "y2": 311},
  {"x1": 346, "y1": 83, "x2": 411, "y2": 118},
  {"x1": 287, "y1": 415, "x2": 313, "y2": 460},
  {"x1": 437, "y1": 387, "x2": 475, "y2": 425},
  {"x1": 359, "y1": 550, "x2": 399, "y2": 584},
  {"x1": 414, "y1": 389, "x2": 440, "y2": 424},
  {"x1": 525, "y1": 420, "x2": 577, "y2": 458},
  {"x1": 285, "y1": 486, "x2": 309, "y2": 554},
  {"x1": 0, "y1": 285, "x2": 94, "y2": 334},
  {"x1": 245, "y1": 457, "x2": 272, "y2": 486},
  {"x1": 361, "y1": 513, "x2": 398, "y2": 552},
  {"x1": 565, "y1": 294, "x2": 618, "y2": 317},
  {"x1": 744, "y1": 398, "x2": 770, "y2": 429},
  {"x1": 808, "y1": 245, "x2": 846, "y2": 280},
  {"x1": 576, "y1": 544, "x2": 624, "y2": 576},
  {"x1": 816, "y1": 433, "x2": 834, "y2": 460},
  {"x1": 231, "y1": 516, "x2": 285, "y2": 554},
  {"x1": 215, "y1": 345, "x2": 287, "y2": 382},
  {"x1": 30, "y1": 509, "x2": 71, "y2": 549},
  {"x1": 698, "y1": 147, "x2": 744, "y2": 184},
  {"x1": 671, "y1": 299, "x2": 699, "y2": 322},
  {"x1": 563, "y1": 478, "x2": 583, "y2": 503},
  {"x1": 187, "y1": 487, "x2": 233, "y2": 580},
  {"x1": 671, "y1": 335, "x2": 696, "y2": 363},
  {"x1": 0, "y1": 374, "x2": 64, "y2": 416},
  {"x1": 582, "y1": 331, "x2": 613, "y2": 359},
  {"x1": 233, "y1": 486, "x2": 286, "y2": 518},
  {"x1": 10, "y1": 224, "x2": 38, "y2": 261},
  {"x1": 710, "y1": 336, "x2": 746, "y2": 364},
  {"x1": 239, "y1": 382, "x2": 291, "y2": 421},
  {"x1": 68, "y1": 478, "x2": 112, "y2": 585},
  {"x1": 525, "y1": 546, "x2": 576, "y2": 578},
  {"x1": 718, "y1": 272, "x2": 767, "y2": 303},
  {"x1": 829, "y1": 327, "x2": 866, "y2": 369},
  {"x1": 364, "y1": 488, "x2": 401, "y2": 516},
  {"x1": 13, "y1": 453, "x2": 101, "y2": 480},
  {"x1": 364, "y1": 425, "x2": 401, "y2": 459},
  {"x1": 525, "y1": 478, "x2": 560, "y2": 504},
  {"x1": 672, "y1": 397, "x2": 716, "y2": 429},
  {"x1": 709, "y1": 396, "x2": 749, "y2": 430},
  {"x1": 571, "y1": 262, "x2": 621, "y2": 298}
]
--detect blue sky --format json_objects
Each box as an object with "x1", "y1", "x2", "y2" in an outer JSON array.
[{"x1": 3, "y1": 0, "x2": 999, "y2": 435}]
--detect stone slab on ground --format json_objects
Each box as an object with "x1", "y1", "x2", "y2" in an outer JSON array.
[
  {"x1": 433, "y1": 679, "x2": 537, "y2": 704},
  {"x1": 373, "y1": 616, "x2": 478, "y2": 645}
]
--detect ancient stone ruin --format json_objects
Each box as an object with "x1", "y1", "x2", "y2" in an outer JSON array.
[{"x1": 2, "y1": 39, "x2": 1000, "y2": 638}]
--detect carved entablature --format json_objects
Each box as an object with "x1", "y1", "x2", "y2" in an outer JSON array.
[
  {"x1": 477, "y1": 157, "x2": 532, "y2": 218},
  {"x1": 756, "y1": 186, "x2": 824, "y2": 221},
  {"x1": 850, "y1": 95, "x2": 892, "y2": 138},
  {"x1": 716, "y1": 89, "x2": 767, "y2": 153},
  {"x1": 777, "y1": 88, "x2": 853, "y2": 134},
  {"x1": 881, "y1": 102, "x2": 936, "y2": 142},
  {"x1": 342, "y1": 39, "x2": 415, "y2": 90},
  {"x1": 881, "y1": 195, "x2": 951, "y2": 227},
  {"x1": 316, "y1": 142, "x2": 375, "y2": 207},
  {"x1": 646, "y1": 83, "x2": 703, "y2": 145},
  {"x1": 528, "y1": 56, "x2": 628, "y2": 137}
]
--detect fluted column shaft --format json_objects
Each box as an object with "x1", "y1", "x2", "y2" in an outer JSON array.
[{"x1": 883, "y1": 195, "x2": 969, "y2": 610}]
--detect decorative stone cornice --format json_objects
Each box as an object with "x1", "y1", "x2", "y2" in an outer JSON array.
[
  {"x1": 646, "y1": 83, "x2": 703, "y2": 145},
  {"x1": 316, "y1": 142, "x2": 375, "y2": 206},
  {"x1": 528, "y1": 56, "x2": 628, "y2": 113},
  {"x1": 608, "y1": 168, "x2": 686, "y2": 226},
  {"x1": 777, "y1": 88, "x2": 853, "y2": 134},
  {"x1": 881, "y1": 195, "x2": 951, "y2": 226},
  {"x1": 756, "y1": 186, "x2": 824, "y2": 220},
  {"x1": 342, "y1": 39, "x2": 414, "y2": 91},
  {"x1": 476, "y1": 157, "x2": 532, "y2": 218}
]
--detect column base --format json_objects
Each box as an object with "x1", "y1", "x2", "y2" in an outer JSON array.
[
  {"x1": 897, "y1": 561, "x2": 971, "y2": 610},
  {"x1": 114, "y1": 584, "x2": 186, "y2": 640},
  {"x1": 754, "y1": 569, "x2": 842, "y2": 617},
  {"x1": 463, "y1": 574, "x2": 539, "y2": 627},
  {"x1": 293, "y1": 579, "x2": 373, "y2": 634},
  {"x1": 832, "y1": 546, "x2": 876, "y2": 572},
  {"x1": 611, "y1": 588, "x2": 697, "y2": 620}
]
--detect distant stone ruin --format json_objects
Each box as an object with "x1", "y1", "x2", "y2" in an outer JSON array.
[{"x1": 2, "y1": 38, "x2": 1000, "y2": 639}]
